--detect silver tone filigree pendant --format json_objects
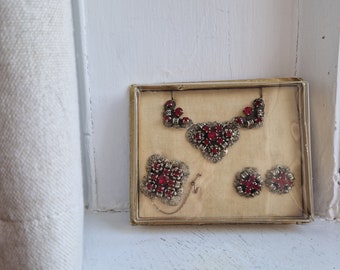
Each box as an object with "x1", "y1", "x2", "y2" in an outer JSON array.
[
  {"x1": 186, "y1": 121, "x2": 240, "y2": 163},
  {"x1": 163, "y1": 97, "x2": 265, "y2": 163}
]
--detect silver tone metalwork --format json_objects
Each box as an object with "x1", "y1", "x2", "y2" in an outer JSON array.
[
  {"x1": 150, "y1": 173, "x2": 202, "y2": 215},
  {"x1": 140, "y1": 154, "x2": 190, "y2": 206},
  {"x1": 233, "y1": 98, "x2": 265, "y2": 129},
  {"x1": 265, "y1": 165, "x2": 295, "y2": 194},
  {"x1": 186, "y1": 121, "x2": 240, "y2": 163},
  {"x1": 162, "y1": 100, "x2": 192, "y2": 128},
  {"x1": 185, "y1": 98, "x2": 264, "y2": 162},
  {"x1": 234, "y1": 167, "x2": 262, "y2": 197}
]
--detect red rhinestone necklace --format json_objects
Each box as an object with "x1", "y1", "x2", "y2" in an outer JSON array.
[{"x1": 162, "y1": 91, "x2": 265, "y2": 163}]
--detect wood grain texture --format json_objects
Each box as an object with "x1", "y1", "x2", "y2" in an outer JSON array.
[{"x1": 82, "y1": 0, "x2": 298, "y2": 211}]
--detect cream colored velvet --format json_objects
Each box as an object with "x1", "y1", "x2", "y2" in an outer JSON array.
[{"x1": 138, "y1": 87, "x2": 303, "y2": 219}]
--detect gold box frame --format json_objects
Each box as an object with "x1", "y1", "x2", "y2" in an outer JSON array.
[{"x1": 130, "y1": 78, "x2": 313, "y2": 225}]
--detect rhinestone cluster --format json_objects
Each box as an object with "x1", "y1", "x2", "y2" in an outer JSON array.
[
  {"x1": 186, "y1": 121, "x2": 240, "y2": 163},
  {"x1": 140, "y1": 154, "x2": 189, "y2": 206},
  {"x1": 234, "y1": 98, "x2": 265, "y2": 129},
  {"x1": 234, "y1": 167, "x2": 262, "y2": 197},
  {"x1": 265, "y1": 165, "x2": 295, "y2": 194},
  {"x1": 163, "y1": 100, "x2": 192, "y2": 128},
  {"x1": 185, "y1": 98, "x2": 265, "y2": 163}
]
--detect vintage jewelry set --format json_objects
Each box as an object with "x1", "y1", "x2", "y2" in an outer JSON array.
[{"x1": 140, "y1": 92, "x2": 295, "y2": 213}]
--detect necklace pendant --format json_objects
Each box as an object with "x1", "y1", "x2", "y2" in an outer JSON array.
[{"x1": 186, "y1": 121, "x2": 240, "y2": 163}]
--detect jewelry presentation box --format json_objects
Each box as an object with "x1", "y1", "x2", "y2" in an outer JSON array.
[{"x1": 130, "y1": 78, "x2": 313, "y2": 225}]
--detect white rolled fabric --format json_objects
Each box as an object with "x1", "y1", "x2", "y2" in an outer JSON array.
[{"x1": 0, "y1": 1, "x2": 83, "y2": 269}]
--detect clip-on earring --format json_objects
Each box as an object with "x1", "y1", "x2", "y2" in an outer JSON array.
[
  {"x1": 234, "y1": 167, "x2": 262, "y2": 197},
  {"x1": 265, "y1": 165, "x2": 295, "y2": 194}
]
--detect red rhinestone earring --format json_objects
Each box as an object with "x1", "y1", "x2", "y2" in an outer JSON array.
[
  {"x1": 265, "y1": 165, "x2": 295, "y2": 194},
  {"x1": 234, "y1": 167, "x2": 262, "y2": 197}
]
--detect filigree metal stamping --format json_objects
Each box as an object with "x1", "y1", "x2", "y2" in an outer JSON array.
[
  {"x1": 265, "y1": 165, "x2": 295, "y2": 194},
  {"x1": 234, "y1": 167, "x2": 262, "y2": 197},
  {"x1": 140, "y1": 154, "x2": 190, "y2": 206}
]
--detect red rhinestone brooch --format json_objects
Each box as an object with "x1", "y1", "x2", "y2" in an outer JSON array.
[{"x1": 140, "y1": 154, "x2": 190, "y2": 206}]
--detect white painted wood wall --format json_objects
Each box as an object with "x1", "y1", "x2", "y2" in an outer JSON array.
[{"x1": 76, "y1": 0, "x2": 340, "y2": 219}]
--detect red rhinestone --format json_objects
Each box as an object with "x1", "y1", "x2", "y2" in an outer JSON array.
[
  {"x1": 166, "y1": 190, "x2": 174, "y2": 198},
  {"x1": 217, "y1": 138, "x2": 224, "y2": 145},
  {"x1": 203, "y1": 139, "x2": 210, "y2": 145},
  {"x1": 275, "y1": 173, "x2": 291, "y2": 189},
  {"x1": 215, "y1": 124, "x2": 223, "y2": 132},
  {"x1": 255, "y1": 117, "x2": 262, "y2": 123},
  {"x1": 203, "y1": 125, "x2": 210, "y2": 133},
  {"x1": 157, "y1": 186, "x2": 163, "y2": 193},
  {"x1": 208, "y1": 131, "x2": 217, "y2": 141},
  {"x1": 164, "y1": 115, "x2": 171, "y2": 122},
  {"x1": 242, "y1": 175, "x2": 260, "y2": 194},
  {"x1": 174, "y1": 107, "x2": 183, "y2": 117},
  {"x1": 236, "y1": 117, "x2": 243, "y2": 125},
  {"x1": 243, "y1": 107, "x2": 253, "y2": 116},
  {"x1": 195, "y1": 133, "x2": 201, "y2": 141},
  {"x1": 255, "y1": 100, "x2": 263, "y2": 107},
  {"x1": 151, "y1": 174, "x2": 158, "y2": 180},
  {"x1": 225, "y1": 130, "x2": 232, "y2": 138},
  {"x1": 165, "y1": 100, "x2": 175, "y2": 108},
  {"x1": 173, "y1": 169, "x2": 181, "y2": 177},
  {"x1": 163, "y1": 169, "x2": 170, "y2": 175},
  {"x1": 153, "y1": 163, "x2": 160, "y2": 170},
  {"x1": 167, "y1": 179, "x2": 175, "y2": 187},
  {"x1": 182, "y1": 117, "x2": 190, "y2": 123},
  {"x1": 212, "y1": 147, "x2": 218, "y2": 155},
  {"x1": 147, "y1": 183, "x2": 153, "y2": 190},
  {"x1": 158, "y1": 174, "x2": 168, "y2": 185}
]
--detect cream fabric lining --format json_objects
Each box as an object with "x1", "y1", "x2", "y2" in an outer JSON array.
[{"x1": 138, "y1": 87, "x2": 302, "y2": 219}]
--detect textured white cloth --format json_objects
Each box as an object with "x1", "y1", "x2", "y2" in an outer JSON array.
[{"x1": 0, "y1": 1, "x2": 83, "y2": 269}]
